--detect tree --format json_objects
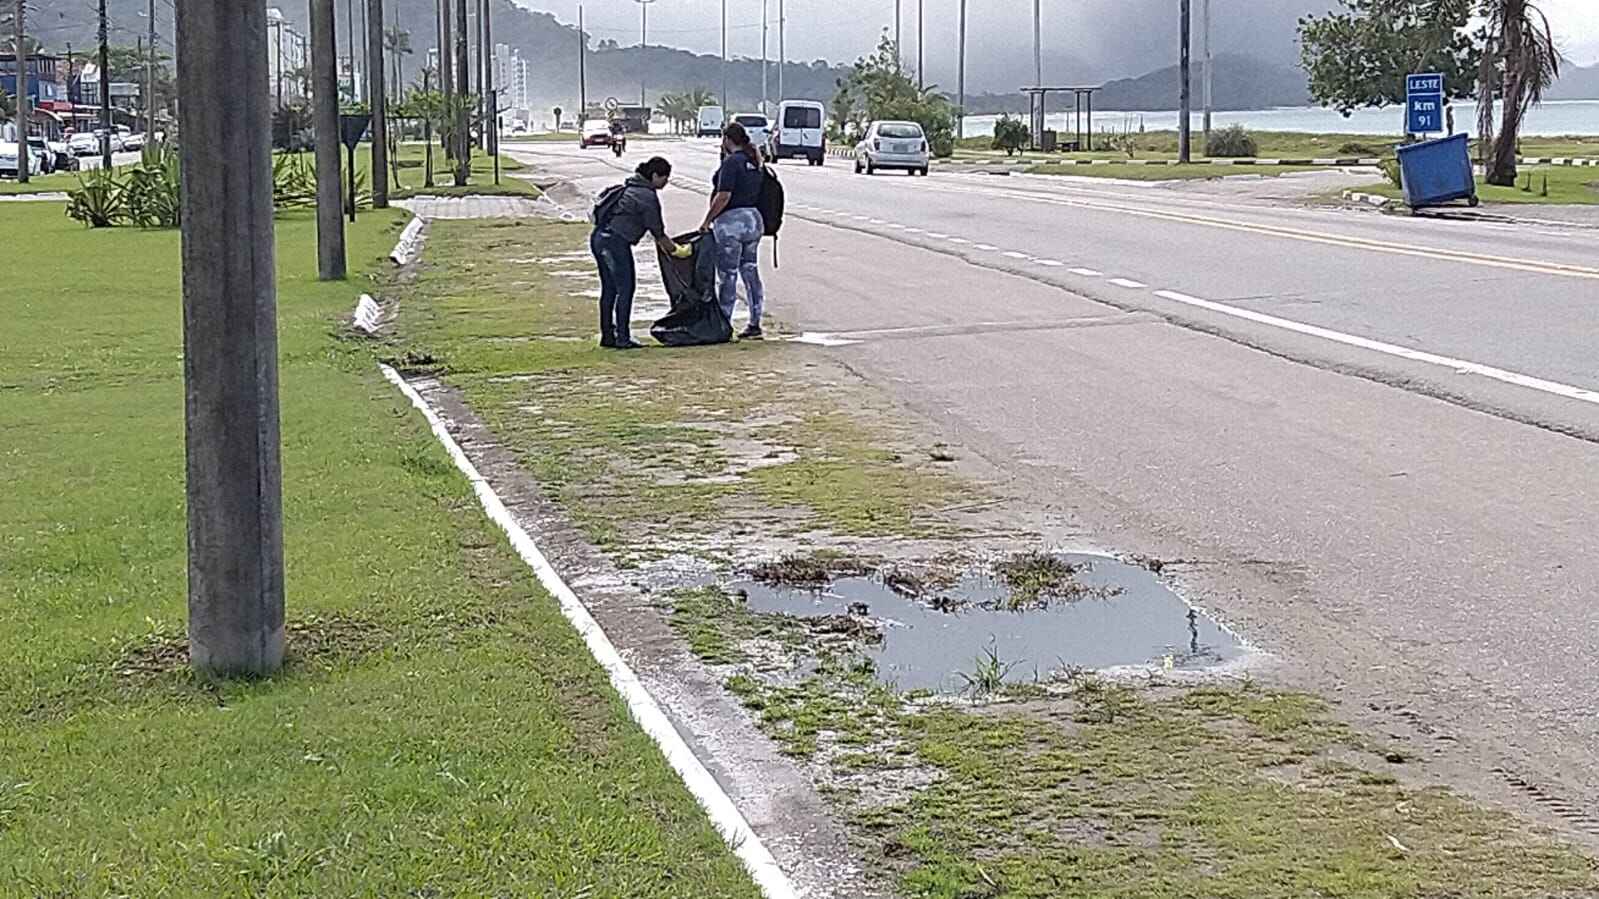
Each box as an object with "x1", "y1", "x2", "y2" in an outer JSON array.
[
  {"x1": 1299, "y1": 1, "x2": 1481, "y2": 116},
  {"x1": 385, "y1": 25, "x2": 412, "y2": 101},
  {"x1": 1477, "y1": 0, "x2": 1560, "y2": 185},
  {"x1": 992, "y1": 114, "x2": 1028, "y2": 156},
  {"x1": 833, "y1": 33, "x2": 957, "y2": 157}
]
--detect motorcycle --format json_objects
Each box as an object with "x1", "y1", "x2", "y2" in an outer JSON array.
[{"x1": 611, "y1": 134, "x2": 627, "y2": 157}]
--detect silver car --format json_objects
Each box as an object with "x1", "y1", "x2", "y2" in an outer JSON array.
[{"x1": 854, "y1": 120, "x2": 930, "y2": 176}]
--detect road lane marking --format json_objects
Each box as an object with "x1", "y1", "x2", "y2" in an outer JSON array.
[
  {"x1": 1070, "y1": 267, "x2": 1103, "y2": 276},
  {"x1": 1108, "y1": 278, "x2": 1148, "y2": 288},
  {"x1": 1036, "y1": 259, "x2": 1065, "y2": 266},
  {"x1": 975, "y1": 243, "x2": 1000, "y2": 251},
  {"x1": 926, "y1": 232, "x2": 949, "y2": 238},
  {"x1": 1150, "y1": 291, "x2": 1599, "y2": 406},
  {"x1": 925, "y1": 182, "x2": 1599, "y2": 281},
  {"x1": 948, "y1": 237, "x2": 970, "y2": 244},
  {"x1": 1002, "y1": 251, "x2": 1031, "y2": 259}
]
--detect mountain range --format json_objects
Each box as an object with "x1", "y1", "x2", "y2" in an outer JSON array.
[{"x1": 23, "y1": 0, "x2": 1599, "y2": 114}]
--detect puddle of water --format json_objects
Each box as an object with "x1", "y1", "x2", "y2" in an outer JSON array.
[{"x1": 733, "y1": 554, "x2": 1242, "y2": 692}]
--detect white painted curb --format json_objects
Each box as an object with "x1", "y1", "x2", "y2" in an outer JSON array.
[
  {"x1": 351, "y1": 294, "x2": 384, "y2": 334},
  {"x1": 1341, "y1": 189, "x2": 1398, "y2": 209},
  {"x1": 379, "y1": 364, "x2": 801, "y2": 899}
]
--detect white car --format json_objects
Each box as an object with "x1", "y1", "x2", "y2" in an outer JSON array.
[
  {"x1": 67, "y1": 132, "x2": 101, "y2": 156},
  {"x1": 771, "y1": 100, "x2": 826, "y2": 166},
  {"x1": 731, "y1": 113, "x2": 770, "y2": 151},
  {"x1": 0, "y1": 141, "x2": 50, "y2": 179},
  {"x1": 854, "y1": 120, "x2": 931, "y2": 176}
]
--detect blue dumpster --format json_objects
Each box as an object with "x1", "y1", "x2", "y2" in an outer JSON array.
[{"x1": 1395, "y1": 133, "x2": 1479, "y2": 208}]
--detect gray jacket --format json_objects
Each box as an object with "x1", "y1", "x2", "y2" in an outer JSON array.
[{"x1": 603, "y1": 175, "x2": 668, "y2": 246}]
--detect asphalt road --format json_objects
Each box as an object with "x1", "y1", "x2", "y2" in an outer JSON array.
[{"x1": 509, "y1": 139, "x2": 1599, "y2": 834}]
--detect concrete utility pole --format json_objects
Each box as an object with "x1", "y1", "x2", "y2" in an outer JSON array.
[
  {"x1": 956, "y1": 0, "x2": 966, "y2": 139},
  {"x1": 1033, "y1": 0, "x2": 1041, "y2": 88},
  {"x1": 720, "y1": 0, "x2": 727, "y2": 110},
  {"x1": 146, "y1": 0, "x2": 156, "y2": 135},
  {"x1": 635, "y1": 0, "x2": 654, "y2": 108},
  {"x1": 895, "y1": 0, "x2": 901, "y2": 67},
  {"x1": 777, "y1": 0, "x2": 784, "y2": 103},
  {"x1": 174, "y1": 0, "x2": 286, "y2": 679},
  {"x1": 475, "y1": 0, "x2": 485, "y2": 150},
  {"x1": 454, "y1": 0, "x2": 468, "y2": 183},
  {"x1": 12, "y1": 0, "x2": 27, "y2": 183},
  {"x1": 345, "y1": 0, "x2": 355, "y2": 101},
  {"x1": 367, "y1": 0, "x2": 387, "y2": 207},
  {"x1": 1202, "y1": 0, "x2": 1213, "y2": 139},
  {"x1": 1178, "y1": 0, "x2": 1192, "y2": 163},
  {"x1": 483, "y1": 0, "x2": 494, "y2": 155},
  {"x1": 439, "y1": 0, "x2": 452, "y2": 162},
  {"x1": 310, "y1": 0, "x2": 346, "y2": 279},
  {"x1": 917, "y1": 0, "x2": 924, "y2": 90},
  {"x1": 98, "y1": 0, "x2": 111, "y2": 169}
]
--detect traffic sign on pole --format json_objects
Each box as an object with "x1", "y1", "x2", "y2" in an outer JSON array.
[{"x1": 1406, "y1": 73, "x2": 1444, "y2": 135}]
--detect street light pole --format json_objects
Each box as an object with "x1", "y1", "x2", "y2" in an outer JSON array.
[
  {"x1": 345, "y1": 0, "x2": 355, "y2": 101},
  {"x1": 1033, "y1": 0, "x2": 1041, "y2": 88},
  {"x1": 175, "y1": 0, "x2": 287, "y2": 680},
  {"x1": 957, "y1": 0, "x2": 966, "y2": 139},
  {"x1": 367, "y1": 0, "x2": 388, "y2": 208},
  {"x1": 635, "y1": 0, "x2": 655, "y2": 108},
  {"x1": 1202, "y1": 0, "x2": 1213, "y2": 140},
  {"x1": 895, "y1": 0, "x2": 901, "y2": 68},
  {"x1": 578, "y1": 4, "x2": 586, "y2": 120},
  {"x1": 720, "y1": 0, "x2": 727, "y2": 110},
  {"x1": 454, "y1": 0, "x2": 468, "y2": 183},
  {"x1": 1178, "y1": 0, "x2": 1192, "y2": 163},
  {"x1": 761, "y1": 0, "x2": 768, "y2": 115},
  {"x1": 146, "y1": 0, "x2": 156, "y2": 135},
  {"x1": 777, "y1": 0, "x2": 784, "y2": 103},
  {"x1": 917, "y1": 0, "x2": 924, "y2": 90}
]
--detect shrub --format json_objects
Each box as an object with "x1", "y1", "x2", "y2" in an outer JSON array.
[
  {"x1": 992, "y1": 115, "x2": 1029, "y2": 157},
  {"x1": 1205, "y1": 124, "x2": 1258, "y2": 158},
  {"x1": 123, "y1": 142, "x2": 182, "y2": 228},
  {"x1": 65, "y1": 168, "x2": 126, "y2": 228}
]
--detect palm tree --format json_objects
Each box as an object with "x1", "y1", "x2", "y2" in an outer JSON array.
[
  {"x1": 1476, "y1": 0, "x2": 1560, "y2": 186},
  {"x1": 385, "y1": 26, "x2": 413, "y2": 102}
]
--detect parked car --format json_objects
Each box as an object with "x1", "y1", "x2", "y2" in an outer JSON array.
[
  {"x1": 854, "y1": 120, "x2": 931, "y2": 176},
  {"x1": 579, "y1": 119, "x2": 613, "y2": 149},
  {"x1": 122, "y1": 131, "x2": 147, "y2": 152},
  {"x1": 696, "y1": 105, "x2": 725, "y2": 139},
  {"x1": 770, "y1": 100, "x2": 826, "y2": 166},
  {"x1": 731, "y1": 113, "x2": 770, "y2": 152},
  {"x1": 43, "y1": 140, "x2": 76, "y2": 172},
  {"x1": 67, "y1": 132, "x2": 101, "y2": 156},
  {"x1": 0, "y1": 141, "x2": 50, "y2": 179}
]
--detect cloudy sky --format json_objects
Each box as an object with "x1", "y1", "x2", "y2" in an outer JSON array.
[{"x1": 517, "y1": 0, "x2": 1598, "y2": 90}]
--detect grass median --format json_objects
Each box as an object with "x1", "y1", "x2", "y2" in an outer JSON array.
[
  {"x1": 1353, "y1": 165, "x2": 1599, "y2": 205},
  {"x1": 0, "y1": 202, "x2": 758, "y2": 897}
]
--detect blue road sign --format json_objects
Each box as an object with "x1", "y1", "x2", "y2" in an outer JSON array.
[{"x1": 1406, "y1": 73, "x2": 1445, "y2": 135}]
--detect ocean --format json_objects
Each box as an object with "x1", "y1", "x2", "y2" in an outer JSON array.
[{"x1": 960, "y1": 100, "x2": 1599, "y2": 139}]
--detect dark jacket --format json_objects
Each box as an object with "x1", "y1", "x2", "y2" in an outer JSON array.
[{"x1": 603, "y1": 175, "x2": 668, "y2": 246}]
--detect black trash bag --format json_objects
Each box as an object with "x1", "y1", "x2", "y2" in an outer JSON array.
[{"x1": 651, "y1": 231, "x2": 732, "y2": 347}]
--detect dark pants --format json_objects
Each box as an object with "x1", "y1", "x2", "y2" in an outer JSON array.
[{"x1": 590, "y1": 229, "x2": 636, "y2": 343}]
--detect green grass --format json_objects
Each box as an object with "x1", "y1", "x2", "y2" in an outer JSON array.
[
  {"x1": 1025, "y1": 162, "x2": 1340, "y2": 181},
  {"x1": 0, "y1": 201, "x2": 759, "y2": 896},
  {"x1": 388, "y1": 141, "x2": 539, "y2": 198},
  {"x1": 0, "y1": 168, "x2": 83, "y2": 195},
  {"x1": 1353, "y1": 165, "x2": 1599, "y2": 205}
]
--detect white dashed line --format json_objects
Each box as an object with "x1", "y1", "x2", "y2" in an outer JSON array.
[
  {"x1": 1002, "y1": 251, "x2": 1031, "y2": 259},
  {"x1": 1035, "y1": 259, "x2": 1065, "y2": 267},
  {"x1": 852, "y1": 215, "x2": 870, "y2": 221},
  {"x1": 948, "y1": 237, "x2": 970, "y2": 244},
  {"x1": 974, "y1": 243, "x2": 1000, "y2": 251},
  {"x1": 904, "y1": 227, "x2": 925, "y2": 233},
  {"x1": 1069, "y1": 267, "x2": 1103, "y2": 276},
  {"x1": 1107, "y1": 278, "x2": 1148, "y2": 289},
  {"x1": 868, "y1": 218, "x2": 886, "y2": 224}
]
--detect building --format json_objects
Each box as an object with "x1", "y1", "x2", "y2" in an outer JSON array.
[
  {"x1": 267, "y1": 7, "x2": 309, "y2": 107},
  {"x1": 2, "y1": 53, "x2": 71, "y2": 138},
  {"x1": 492, "y1": 43, "x2": 531, "y2": 129}
]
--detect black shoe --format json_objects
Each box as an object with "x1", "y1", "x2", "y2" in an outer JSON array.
[
  {"x1": 615, "y1": 339, "x2": 645, "y2": 350},
  {"x1": 738, "y1": 325, "x2": 765, "y2": 341},
  {"x1": 599, "y1": 334, "x2": 617, "y2": 348}
]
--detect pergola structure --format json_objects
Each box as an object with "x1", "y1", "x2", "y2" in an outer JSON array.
[{"x1": 1020, "y1": 86, "x2": 1101, "y2": 153}]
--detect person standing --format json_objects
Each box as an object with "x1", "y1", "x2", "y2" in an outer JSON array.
[
  {"x1": 701, "y1": 122, "x2": 767, "y2": 340},
  {"x1": 591, "y1": 157, "x2": 690, "y2": 349}
]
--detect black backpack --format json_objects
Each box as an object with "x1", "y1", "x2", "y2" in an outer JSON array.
[
  {"x1": 756, "y1": 166, "x2": 785, "y2": 264},
  {"x1": 591, "y1": 183, "x2": 627, "y2": 228}
]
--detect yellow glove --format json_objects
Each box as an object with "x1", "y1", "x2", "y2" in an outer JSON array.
[{"x1": 671, "y1": 244, "x2": 694, "y2": 259}]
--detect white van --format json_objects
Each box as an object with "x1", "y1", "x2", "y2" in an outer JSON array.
[
  {"x1": 697, "y1": 106, "x2": 725, "y2": 139},
  {"x1": 772, "y1": 100, "x2": 826, "y2": 166}
]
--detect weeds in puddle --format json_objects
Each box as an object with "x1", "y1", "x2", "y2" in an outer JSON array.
[
  {"x1": 956, "y1": 640, "x2": 1021, "y2": 698},
  {"x1": 993, "y1": 551, "x2": 1117, "y2": 610}
]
